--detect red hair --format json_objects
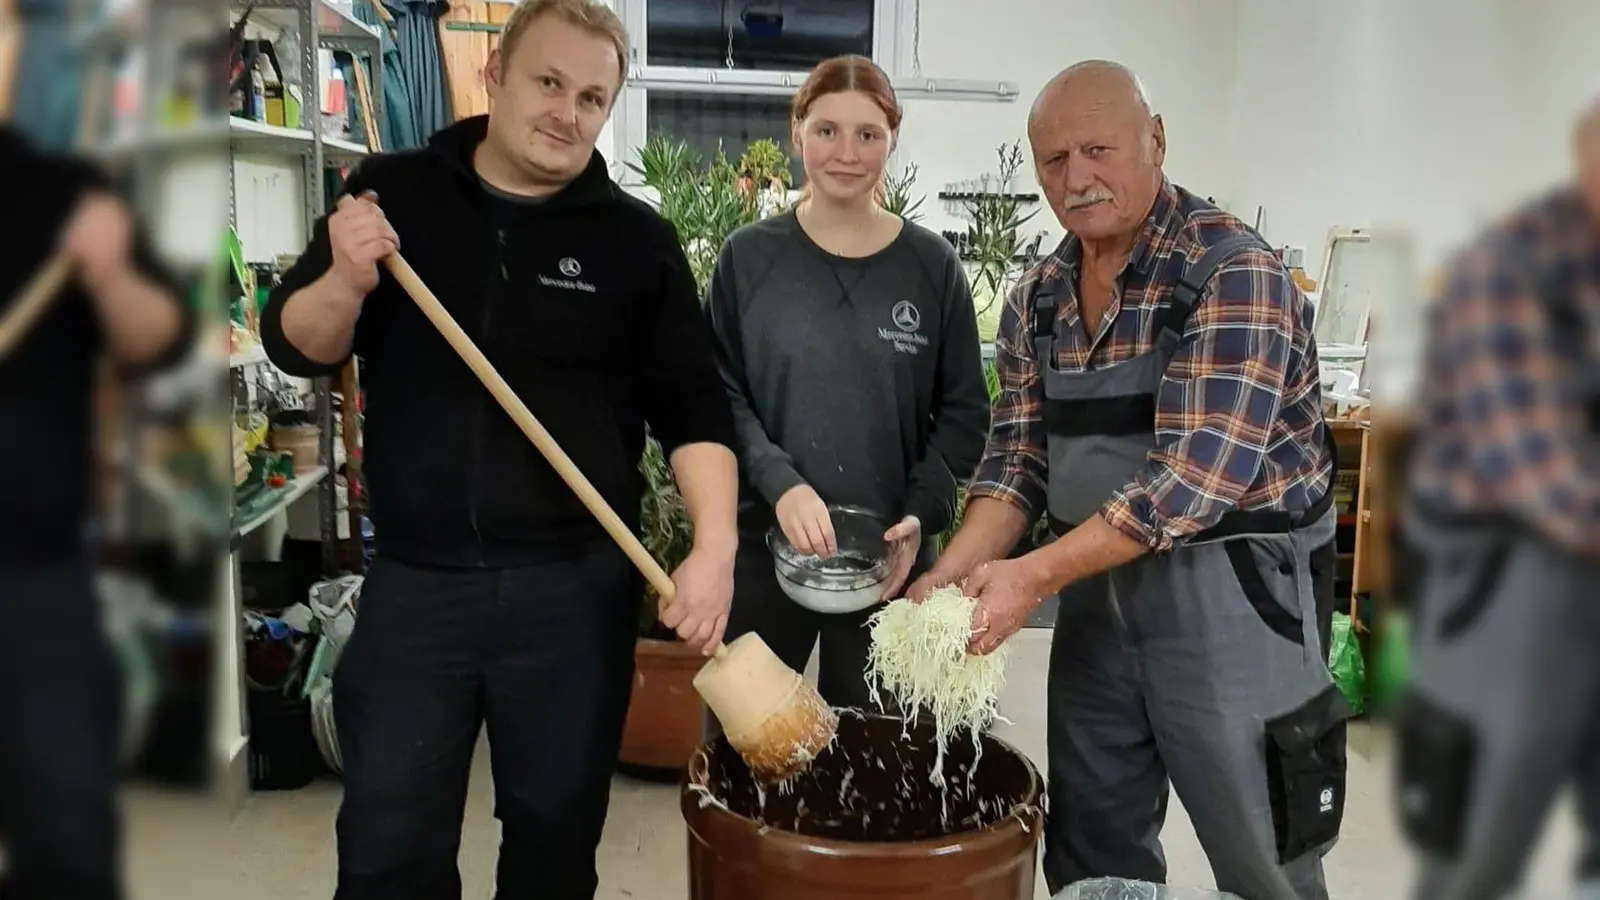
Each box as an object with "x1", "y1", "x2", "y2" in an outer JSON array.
[{"x1": 791, "y1": 55, "x2": 901, "y2": 206}]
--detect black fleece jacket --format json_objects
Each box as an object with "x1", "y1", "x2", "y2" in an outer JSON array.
[
  {"x1": 261, "y1": 116, "x2": 736, "y2": 569},
  {"x1": 0, "y1": 125, "x2": 191, "y2": 570}
]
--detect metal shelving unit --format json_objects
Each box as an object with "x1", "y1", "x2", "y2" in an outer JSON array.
[
  {"x1": 225, "y1": 0, "x2": 381, "y2": 567},
  {"x1": 219, "y1": 0, "x2": 380, "y2": 808}
]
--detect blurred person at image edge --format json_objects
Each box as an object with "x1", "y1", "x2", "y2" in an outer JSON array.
[
  {"x1": 0, "y1": 122, "x2": 193, "y2": 899},
  {"x1": 258, "y1": 0, "x2": 738, "y2": 898},
  {"x1": 1397, "y1": 94, "x2": 1600, "y2": 900}
]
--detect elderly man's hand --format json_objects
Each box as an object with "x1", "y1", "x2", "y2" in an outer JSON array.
[{"x1": 964, "y1": 557, "x2": 1052, "y2": 655}]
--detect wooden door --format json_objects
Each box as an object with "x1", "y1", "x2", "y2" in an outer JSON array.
[{"x1": 438, "y1": 1, "x2": 510, "y2": 121}]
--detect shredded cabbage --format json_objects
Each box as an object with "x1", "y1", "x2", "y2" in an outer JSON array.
[{"x1": 864, "y1": 585, "x2": 1010, "y2": 782}]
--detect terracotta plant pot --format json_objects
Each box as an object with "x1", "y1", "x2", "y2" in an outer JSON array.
[
  {"x1": 682, "y1": 712, "x2": 1044, "y2": 900},
  {"x1": 617, "y1": 635, "x2": 707, "y2": 775}
]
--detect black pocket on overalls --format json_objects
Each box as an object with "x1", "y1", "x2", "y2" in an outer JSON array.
[
  {"x1": 1224, "y1": 541, "x2": 1302, "y2": 645},
  {"x1": 1265, "y1": 684, "x2": 1351, "y2": 864},
  {"x1": 1395, "y1": 689, "x2": 1477, "y2": 860}
]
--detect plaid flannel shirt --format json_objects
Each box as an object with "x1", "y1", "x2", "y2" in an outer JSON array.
[
  {"x1": 1411, "y1": 187, "x2": 1600, "y2": 554},
  {"x1": 967, "y1": 180, "x2": 1332, "y2": 553}
]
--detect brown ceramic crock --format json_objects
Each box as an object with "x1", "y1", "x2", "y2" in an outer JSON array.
[{"x1": 681, "y1": 713, "x2": 1045, "y2": 900}]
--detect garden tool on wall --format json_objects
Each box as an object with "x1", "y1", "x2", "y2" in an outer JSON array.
[
  {"x1": 0, "y1": 253, "x2": 72, "y2": 361},
  {"x1": 375, "y1": 238, "x2": 837, "y2": 782}
]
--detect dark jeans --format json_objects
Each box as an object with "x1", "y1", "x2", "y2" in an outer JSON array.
[
  {"x1": 332, "y1": 547, "x2": 639, "y2": 900},
  {"x1": 0, "y1": 559, "x2": 124, "y2": 900}
]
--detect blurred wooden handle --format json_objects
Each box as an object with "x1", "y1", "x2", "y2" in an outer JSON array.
[
  {"x1": 0, "y1": 254, "x2": 73, "y2": 360},
  {"x1": 380, "y1": 252, "x2": 678, "y2": 601}
]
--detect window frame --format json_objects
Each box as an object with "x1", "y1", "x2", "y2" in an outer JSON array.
[{"x1": 609, "y1": 0, "x2": 913, "y2": 187}]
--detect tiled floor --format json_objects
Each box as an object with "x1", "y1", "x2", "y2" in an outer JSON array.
[{"x1": 186, "y1": 629, "x2": 1582, "y2": 900}]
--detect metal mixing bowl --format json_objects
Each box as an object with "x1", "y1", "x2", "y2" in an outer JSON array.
[{"x1": 766, "y1": 505, "x2": 892, "y2": 614}]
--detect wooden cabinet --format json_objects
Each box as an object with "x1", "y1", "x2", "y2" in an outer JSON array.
[{"x1": 1328, "y1": 418, "x2": 1373, "y2": 625}]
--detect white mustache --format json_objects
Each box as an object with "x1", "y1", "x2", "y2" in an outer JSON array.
[{"x1": 1063, "y1": 191, "x2": 1113, "y2": 210}]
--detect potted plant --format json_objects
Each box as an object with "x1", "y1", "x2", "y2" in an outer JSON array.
[
  {"x1": 615, "y1": 133, "x2": 792, "y2": 778},
  {"x1": 615, "y1": 434, "x2": 707, "y2": 777}
]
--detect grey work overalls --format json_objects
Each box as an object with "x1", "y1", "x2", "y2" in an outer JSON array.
[
  {"x1": 1035, "y1": 234, "x2": 1348, "y2": 900},
  {"x1": 1399, "y1": 258, "x2": 1600, "y2": 900}
]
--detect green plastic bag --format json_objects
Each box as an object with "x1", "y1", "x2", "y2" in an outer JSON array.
[
  {"x1": 1328, "y1": 611, "x2": 1365, "y2": 715},
  {"x1": 1370, "y1": 610, "x2": 1411, "y2": 715}
]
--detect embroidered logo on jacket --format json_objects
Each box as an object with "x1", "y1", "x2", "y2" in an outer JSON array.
[{"x1": 540, "y1": 257, "x2": 595, "y2": 293}]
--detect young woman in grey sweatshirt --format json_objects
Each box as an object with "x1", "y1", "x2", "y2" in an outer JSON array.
[{"x1": 704, "y1": 55, "x2": 992, "y2": 710}]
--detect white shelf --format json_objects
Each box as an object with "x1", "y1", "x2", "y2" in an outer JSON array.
[
  {"x1": 243, "y1": 0, "x2": 382, "y2": 44},
  {"x1": 230, "y1": 117, "x2": 370, "y2": 159},
  {"x1": 234, "y1": 465, "x2": 330, "y2": 539},
  {"x1": 100, "y1": 117, "x2": 369, "y2": 162}
]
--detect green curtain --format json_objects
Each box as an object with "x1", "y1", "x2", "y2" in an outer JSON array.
[
  {"x1": 10, "y1": 0, "x2": 88, "y2": 152},
  {"x1": 352, "y1": 0, "x2": 452, "y2": 152}
]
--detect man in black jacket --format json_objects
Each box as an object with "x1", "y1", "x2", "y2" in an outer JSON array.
[
  {"x1": 260, "y1": 1, "x2": 739, "y2": 897},
  {"x1": 0, "y1": 123, "x2": 192, "y2": 900}
]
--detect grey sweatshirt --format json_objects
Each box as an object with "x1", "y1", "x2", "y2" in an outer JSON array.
[{"x1": 704, "y1": 211, "x2": 992, "y2": 536}]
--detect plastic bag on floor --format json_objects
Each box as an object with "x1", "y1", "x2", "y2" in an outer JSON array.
[
  {"x1": 1328, "y1": 610, "x2": 1366, "y2": 715},
  {"x1": 1053, "y1": 879, "x2": 1243, "y2": 900}
]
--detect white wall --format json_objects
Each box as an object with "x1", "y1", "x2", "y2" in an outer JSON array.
[
  {"x1": 894, "y1": 0, "x2": 1243, "y2": 249},
  {"x1": 1509, "y1": 0, "x2": 1600, "y2": 197},
  {"x1": 884, "y1": 0, "x2": 1595, "y2": 283},
  {"x1": 1229, "y1": 0, "x2": 1537, "y2": 282},
  {"x1": 1224, "y1": 0, "x2": 1597, "y2": 406}
]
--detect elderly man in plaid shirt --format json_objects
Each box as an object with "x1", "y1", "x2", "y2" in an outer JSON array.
[
  {"x1": 907, "y1": 60, "x2": 1346, "y2": 900},
  {"x1": 1397, "y1": 96, "x2": 1600, "y2": 900}
]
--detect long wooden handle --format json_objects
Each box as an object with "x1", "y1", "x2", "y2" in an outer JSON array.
[
  {"x1": 381, "y1": 253, "x2": 678, "y2": 602},
  {"x1": 0, "y1": 254, "x2": 73, "y2": 361},
  {"x1": 350, "y1": 61, "x2": 382, "y2": 153}
]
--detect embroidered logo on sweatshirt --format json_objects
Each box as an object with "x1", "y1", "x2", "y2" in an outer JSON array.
[
  {"x1": 891, "y1": 300, "x2": 921, "y2": 331},
  {"x1": 540, "y1": 257, "x2": 596, "y2": 293},
  {"x1": 879, "y1": 300, "x2": 930, "y2": 354}
]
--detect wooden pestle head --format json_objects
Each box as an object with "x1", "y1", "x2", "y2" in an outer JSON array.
[{"x1": 693, "y1": 632, "x2": 839, "y2": 781}]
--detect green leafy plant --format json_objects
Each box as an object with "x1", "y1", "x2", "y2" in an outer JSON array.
[
  {"x1": 882, "y1": 161, "x2": 926, "y2": 222},
  {"x1": 627, "y1": 132, "x2": 794, "y2": 294},
  {"x1": 629, "y1": 133, "x2": 796, "y2": 637},
  {"x1": 736, "y1": 137, "x2": 792, "y2": 193},
  {"x1": 637, "y1": 435, "x2": 692, "y2": 638},
  {"x1": 962, "y1": 142, "x2": 1044, "y2": 338}
]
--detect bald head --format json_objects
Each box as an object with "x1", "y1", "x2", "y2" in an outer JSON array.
[
  {"x1": 1027, "y1": 60, "x2": 1166, "y2": 245},
  {"x1": 1031, "y1": 60, "x2": 1153, "y2": 128}
]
